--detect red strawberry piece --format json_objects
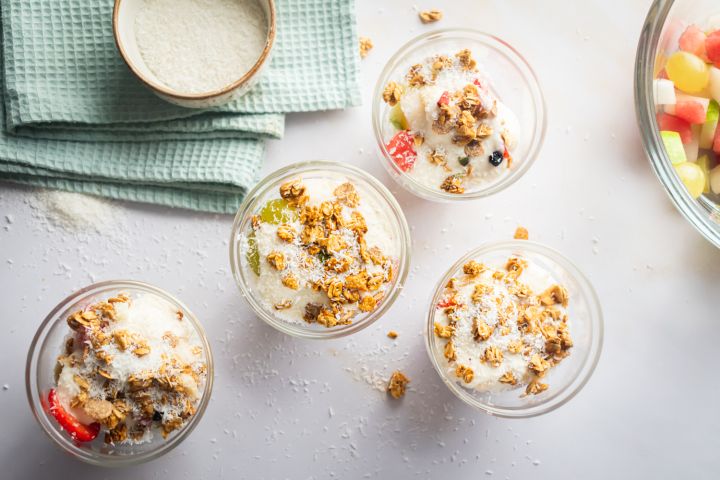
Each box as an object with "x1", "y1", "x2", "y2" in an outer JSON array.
[
  {"x1": 437, "y1": 91, "x2": 450, "y2": 106},
  {"x1": 47, "y1": 389, "x2": 100, "y2": 442},
  {"x1": 386, "y1": 130, "x2": 417, "y2": 172},
  {"x1": 437, "y1": 299, "x2": 459, "y2": 308}
]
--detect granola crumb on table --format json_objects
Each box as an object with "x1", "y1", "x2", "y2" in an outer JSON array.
[
  {"x1": 359, "y1": 36, "x2": 373, "y2": 59},
  {"x1": 387, "y1": 371, "x2": 410, "y2": 399},
  {"x1": 514, "y1": 226, "x2": 529, "y2": 240},
  {"x1": 387, "y1": 330, "x2": 398, "y2": 339},
  {"x1": 418, "y1": 9, "x2": 443, "y2": 24}
]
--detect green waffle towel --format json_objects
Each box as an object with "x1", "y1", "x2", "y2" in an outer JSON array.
[{"x1": 0, "y1": 0, "x2": 361, "y2": 213}]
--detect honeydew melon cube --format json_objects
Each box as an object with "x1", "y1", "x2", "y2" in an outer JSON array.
[
  {"x1": 697, "y1": 154, "x2": 715, "y2": 193},
  {"x1": 661, "y1": 130, "x2": 688, "y2": 165},
  {"x1": 710, "y1": 164, "x2": 720, "y2": 194},
  {"x1": 700, "y1": 100, "x2": 720, "y2": 148},
  {"x1": 683, "y1": 125, "x2": 701, "y2": 162},
  {"x1": 708, "y1": 66, "x2": 720, "y2": 102},
  {"x1": 654, "y1": 79, "x2": 677, "y2": 105},
  {"x1": 674, "y1": 162, "x2": 706, "y2": 198}
]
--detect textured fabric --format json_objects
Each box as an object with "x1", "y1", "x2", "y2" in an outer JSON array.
[
  {"x1": 0, "y1": 0, "x2": 360, "y2": 212},
  {"x1": 1, "y1": 0, "x2": 360, "y2": 132}
]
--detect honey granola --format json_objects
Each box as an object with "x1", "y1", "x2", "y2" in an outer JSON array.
[
  {"x1": 387, "y1": 371, "x2": 410, "y2": 399},
  {"x1": 242, "y1": 177, "x2": 398, "y2": 328},
  {"x1": 432, "y1": 256, "x2": 573, "y2": 395},
  {"x1": 51, "y1": 293, "x2": 207, "y2": 445}
]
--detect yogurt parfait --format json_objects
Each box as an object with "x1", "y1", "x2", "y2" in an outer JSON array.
[
  {"x1": 381, "y1": 49, "x2": 519, "y2": 195},
  {"x1": 26, "y1": 281, "x2": 213, "y2": 465},
  {"x1": 426, "y1": 241, "x2": 602, "y2": 417},
  {"x1": 231, "y1": 162, "x2": 411, "y2": 339},
  {"x1": 373, "y1": 30, "x2": 546, "y2": 201}
]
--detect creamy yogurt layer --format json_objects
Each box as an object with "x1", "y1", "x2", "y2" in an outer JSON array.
[
  {"x1": 52, "y1": 293, "x2": 207, "y2": 445},
  {"x1": 241, "y1": 176, "x2": 400, "y2": 327},
  {"x1": 382, "y1": 49, "x2": 520, "y2": 195},
  {"x1": 431, "y1": 255, "x2": 573, "y2": 396}
]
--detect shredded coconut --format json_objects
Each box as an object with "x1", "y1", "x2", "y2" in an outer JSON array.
[
  {"x1": 135, "y1": 0, "x2": 268, "y2": 94},
  {"x1": 29, "y1": 190, "x2": 122, "y2": 234}
]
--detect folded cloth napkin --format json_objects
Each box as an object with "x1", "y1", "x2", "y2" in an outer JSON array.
[{"x1": 0, "y1": 0, "x2": 361, "y2": 212}]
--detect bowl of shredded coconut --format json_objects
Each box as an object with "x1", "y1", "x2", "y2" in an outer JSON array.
[{"x1": 113, "y1": 0, "x2": 275, "y2": 108}]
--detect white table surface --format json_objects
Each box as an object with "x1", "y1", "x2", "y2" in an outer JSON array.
[{"x1": 2, "y1": 1, "x2": 720, "y2": 478}]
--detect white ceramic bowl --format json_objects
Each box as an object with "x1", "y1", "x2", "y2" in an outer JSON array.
[{"x1": 113, "y1": 0, "x2": 276, "y2": 108}]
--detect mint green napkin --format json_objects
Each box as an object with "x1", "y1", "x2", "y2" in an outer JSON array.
[{"x1": 0, "y1": 0, "x2": 361, "y2": 212}]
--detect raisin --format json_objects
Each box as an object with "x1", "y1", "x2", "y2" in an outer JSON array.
[
  {"x1": 152, "y1": 410, "x2": 163, "y2": 422},
  {"x1": 489, "y1": 150, "x2": 503, "y2": 167}
]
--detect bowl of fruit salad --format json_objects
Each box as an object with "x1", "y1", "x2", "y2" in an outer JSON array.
[
  {"x1": 229, "y1": 161, "x2": 411, "y2": 339},
  {"x1": 26, "y1": 281, "x2": 213, "y2": 466},
  {"x1": 636, "y1": 0, "x2": 720, "y2": 247},
  {"x1": 372, "y1": 29, "x2": 546, "y2": 201}
]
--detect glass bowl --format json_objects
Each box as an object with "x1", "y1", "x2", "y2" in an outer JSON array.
[
  {"x1": 229, "y1": 161, "x2": 412, "y2": 339},
  {"x1": 425, "y1": 241, "x2": 603, "y2": 418},
  {"x1": 372, "y1": 28, "x2": 547, "y2": 202},
  {"x1": 26, "y1": 280, "x2": 214, "y2": 467},
  {"x1": 635, "y1": 0, "x2": 720, "y2": 247}
]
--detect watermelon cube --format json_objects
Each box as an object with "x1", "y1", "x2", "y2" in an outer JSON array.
[
  {"x1": 657, "y1": 113, "x2": 693, "y2": 143},
  {"x1": 705, "y1": 30, "x2": 720, "y2": 67},
  {"x1": 679, "y1": 25, "x2": 708, "y2": 60},
  {"x1": 665, "y1": 94, "x2": 709, "y2": 124}
]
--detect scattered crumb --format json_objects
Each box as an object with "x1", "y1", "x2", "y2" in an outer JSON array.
[
  {"x1": 387, "y1": 330, "x2": 398, "y2": 339},
  {"x1": 387, "y1": 371, "x2": 410, "y2": 399},
  {"x1": 359, "y1": 36, "x2": 373, "y2": 59},
  {"x1": 513, "y1": 226, "x2": 529, "y2": 240},
  {"x1": 419, "y1": 9, "x2": 443, "y2": 23}
]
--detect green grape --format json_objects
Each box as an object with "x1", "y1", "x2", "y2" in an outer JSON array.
[
  {"x1": 389, "y1": 103, "x2": 409, "y2": 131},
  {"x1": 245, "y1": 232, "x2": 260, "y2": 276},
  {"x1": 260, "y1": 198, "x2": 298, "y2": 224},
  {"x1": 675, "y1": 161, "x2": 706, "y2": 198}
]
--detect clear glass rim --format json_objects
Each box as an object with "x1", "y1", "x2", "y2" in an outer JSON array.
[
  {"x1": 372, "y1": 28, "x2": 547, "y2": 202},
  {"x1": 424, "y1": 240, "x2": 604, "y2": 418},
  {"x1": 25, "y1": 280, "x2": 215, "y2": 467},
  {"x1": 229, "y1": 160, "x2": 412, "y2": 339},
  {"x1": 634, "y1": 0, "x2": 720, "y2": 248}
]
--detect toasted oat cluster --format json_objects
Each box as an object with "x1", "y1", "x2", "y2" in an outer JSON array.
[
  {"x1": 418, "y1": 9, "x2": 443, "y2": 24},
  {"x1": 433, "y1": 257, "x2": 573, "y2": 396},
  {"x1": 381, "y1": 49, "x2": 518, "y2": 195},
  {"x1": 359, "y1": 36, "x2": 373, "y2": 59},
  {"x1": 246, "y1": 178, "x2": 396, "y2": 328},
  {"x1": 387, "y1": 370, "x2": 410, "y2": 399},
  {"x1": 54, "y1": 294, "x2": 207, "y2": 444}
]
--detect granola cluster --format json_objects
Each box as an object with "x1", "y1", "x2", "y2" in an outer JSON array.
[
  {"x1": 55, "y1": 294, "x2": 206, "y2": 444},
  {"x1": 433, "y1": 257, "x2": 573, "y2": 396},
  {"x1": 249, "y1": 179, "x2": 396, "y2": 328}
]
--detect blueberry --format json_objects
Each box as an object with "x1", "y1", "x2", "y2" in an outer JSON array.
[
  {"x1": 152, "y1": 410, "x2": 163, "y2": 422},
  {"x1": 489, "y1": 150, "x2": 503, "y2": 167}
]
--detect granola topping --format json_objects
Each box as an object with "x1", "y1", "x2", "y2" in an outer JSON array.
[
  {"x1": 241, "y1": 176, "x2": 401, "y2": 328},
  {"x1": 54, "y1": 293, "x2": 207, "y2": 445},
  {"x1": 387, "y1": 371, "x2": 410, "y2": 399},
  {"x1": 432, "y1": 255, "x2": 573, "y2": 395}
]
